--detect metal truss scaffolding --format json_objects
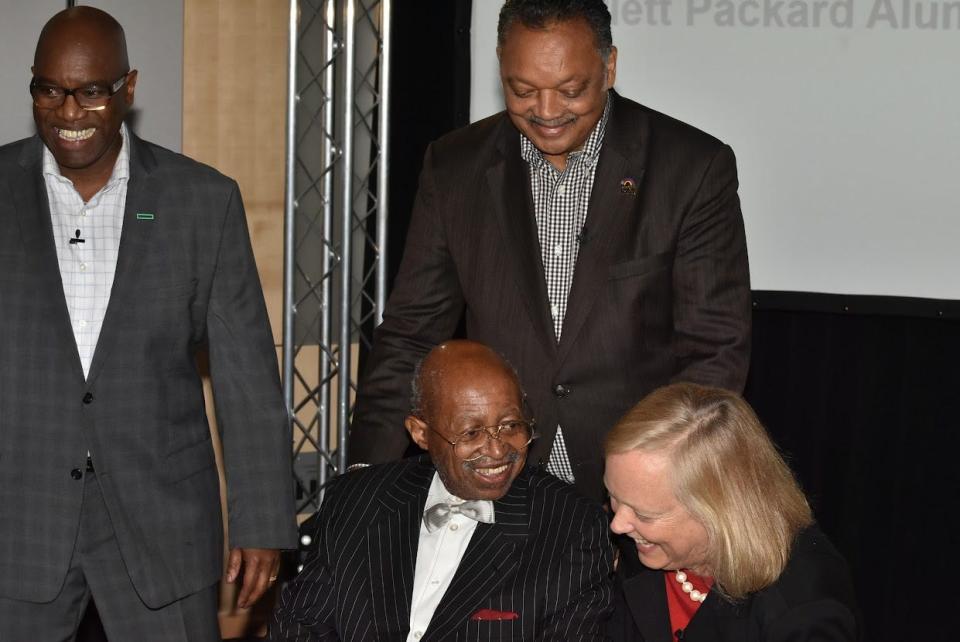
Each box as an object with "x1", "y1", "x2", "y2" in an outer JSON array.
[{"x1": 282, "y1": 0, "x2": 391, "y2": 515}]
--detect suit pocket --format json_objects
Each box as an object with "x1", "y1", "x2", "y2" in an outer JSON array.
[
  {"x1": 461, "y1": 620, "x2": 524, "y2": 641},
  {"x1": 608, "y1": 252, "x2": 672, "y2": 280},
  {"x1": 164, "y1": 436, "x2": 215, "y2": 483}
]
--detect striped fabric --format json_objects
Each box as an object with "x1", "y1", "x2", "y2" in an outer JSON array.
[{"x1": 271, "y1": 457, "x2": 613, "y2": 641}]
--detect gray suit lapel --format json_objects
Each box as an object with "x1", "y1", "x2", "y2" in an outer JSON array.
[
  {"x1": 558, "y1": 95, "x2": 650, "y2": 366},
  {"x1": 486, "y1": 123, "x2": 557, "y2": 358},
  {"x1": 422, "y1": 470, "x2": 530, "y2": 642},
  {"x1": 12, "y1": 138, "x2": 84, "y2": 381},
  {"x1": 367, "y1": 459, "x2": 434, "y2": 640},
  {"x1": 86, "y1": 135, "x2": 159, "y2": 385}
]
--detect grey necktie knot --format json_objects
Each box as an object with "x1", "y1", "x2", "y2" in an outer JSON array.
[{"x1": 423, "y1": 500, "x2": 494, "y2": 532}]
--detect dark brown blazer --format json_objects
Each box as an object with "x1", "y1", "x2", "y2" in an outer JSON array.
[
  {"x1": 607, "y1": 527, "x2": 860, "y2": 642},
  {"x1": 350, "y1": 93, "x2": 752, "y2": 501}
]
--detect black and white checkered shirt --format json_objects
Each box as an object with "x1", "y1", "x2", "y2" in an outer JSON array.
[{"x1": 520, "y1": 97, "x2": 611, "y2": 484}]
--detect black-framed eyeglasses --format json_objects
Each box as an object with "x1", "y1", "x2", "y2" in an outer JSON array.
[
  {"x1": 30, "y1": 72, "x2": 130, "y2": 112},
  {"x1": 428, "y1": 419, "x2": 538, "y2": 461}
]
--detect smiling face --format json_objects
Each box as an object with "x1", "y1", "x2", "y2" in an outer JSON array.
[
  {"x1": 406, "y1": 342, "x2": 528, "y2": 501},
  {"x1": 498, "y1": 17, "x2": 616, "y2": 171},
  {"x1": 605, "y1": 449, "x2": 711, "y2": 575},
  {"x1": 31, "y1": 10, "x2": 135, "y2": 191}
]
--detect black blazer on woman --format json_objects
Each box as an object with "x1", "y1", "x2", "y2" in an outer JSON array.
[{"x1": 608, "y1": 527, "x2": 860, "y2": 642}]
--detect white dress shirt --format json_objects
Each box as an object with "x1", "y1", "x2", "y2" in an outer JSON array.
[
  {"x1": 43, "y1": 125, "x2": 130, "y2": 379},
  {"x1": 407, "y1": 473, "x2": 493, "y2": 641}
]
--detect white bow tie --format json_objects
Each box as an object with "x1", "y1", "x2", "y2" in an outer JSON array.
[{"x1": 423, "y1": 500, "x2": 495, "y2": 532}]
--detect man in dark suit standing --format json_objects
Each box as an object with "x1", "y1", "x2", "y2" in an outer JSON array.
[
  {"x1": 0, "y1": 7, "x2": 296, "y2": 640},
  {"x1": 349, "y1": 0, "x2": 752, "y2": 502},
  {"x1": 272, "y1": 340, "x2": 613, "y2": 641}
]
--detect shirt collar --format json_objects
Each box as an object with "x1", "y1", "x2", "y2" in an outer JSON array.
[
  {"x1": 424, "y1": 471, "x2": 495, "y2": 520},
  {"x1": 42, "y1": 122, "x2": 131, "y2": 186},
  {"x1": 520, "y1": 90, "x2": 612, "y2": 171}
]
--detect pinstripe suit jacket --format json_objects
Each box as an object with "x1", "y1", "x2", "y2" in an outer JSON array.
[
  {"x1": 349, "y1": 92, "x2": 752, "y2": 502},
  {"x1": 271, "y1": 457, "x2": 614, "y2": 641},
  {"x1": 0, "y1": 134, "x2": 297, "y2": 607}
]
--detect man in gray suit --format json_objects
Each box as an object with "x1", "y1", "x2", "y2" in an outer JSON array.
[
  {"x1": 0, "y1": 7, "x2": 296, "y2": 640},
  {"x1": 272, "y1": 341, "x2": 612, "y2": 641}
]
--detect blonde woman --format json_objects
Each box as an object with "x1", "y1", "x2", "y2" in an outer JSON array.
[{"x1": 604, "y1": 383, "x2": 859, "y2": 642}]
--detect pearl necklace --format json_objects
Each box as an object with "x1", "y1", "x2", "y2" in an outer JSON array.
[{"x1": 675, "y1": 570, "x2": 708, "y2": 603}]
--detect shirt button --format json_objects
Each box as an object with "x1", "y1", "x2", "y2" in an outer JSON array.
[
  {"x1": 414, "y1": 631, "x2": 423, "y2": 639},
  {"x1": 431, "y1": 579, "x2": 440, "y2": 585},
  {"x1": 551, "y1": 304, "x2": 559, "y2": 318},
  {"x1": 449, "y1": 523, "x2": 459, "y2": 531},
  {"x1": 80, "y1": 209, "x2": 88, "y2": 217},
  {"x1": 79, "y1": 319, "x2": 88, "y2": 328},
  {"x1": 556, "y1": 185, "x2": 567, "y2": 195},
  {"x1": 79, "y1": 263, "x2": 87, "y2": 272},
  {"x1": 553, "y1": 243, "x2": 563, "y2": 257}
]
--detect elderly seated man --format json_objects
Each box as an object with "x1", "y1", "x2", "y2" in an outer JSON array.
[{"x1": 271, "y1": 340, "x2": 613, "y2": 641}]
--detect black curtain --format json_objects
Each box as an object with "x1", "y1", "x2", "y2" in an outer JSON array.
[
  {"x1": 384, "y1": 0, "x2": 473, "y2": 292},
  {"x1": 746, "y1": 295, "x2": 959, "y2": 641}
]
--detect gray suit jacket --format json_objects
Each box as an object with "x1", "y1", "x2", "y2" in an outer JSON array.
[
  {"x1": 271, "y1": 457, "x2": 613, "y2": 641},
  {"x1": 350, "y1": 93, "x2": 752, "y2": 502},
  {"x1": 0, "y1": 134, "x2": 297, "y2": 608}
]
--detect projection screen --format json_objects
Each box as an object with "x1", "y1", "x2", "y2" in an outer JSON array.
[{"x1": 471, "y1": 0, "x2": 960, "y2": 300}]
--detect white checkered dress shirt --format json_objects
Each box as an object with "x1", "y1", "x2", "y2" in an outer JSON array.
[
  {"x1": 520, "y1": 98, "x2": 611, "y2": 484},
  {"x1": 43, "y1": 125, "x2": 130, "y2": 379}
]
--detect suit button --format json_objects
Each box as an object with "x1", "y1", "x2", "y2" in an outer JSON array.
[
  {"x1": 70, "y1": 468, "x2": 83, "y2": 480},
  {"x1": 553, "y1": 384, "x2": 570, "y2": 398},
  {"x1": 82, "y1": 392, "x2": 94, "y2": 404}
]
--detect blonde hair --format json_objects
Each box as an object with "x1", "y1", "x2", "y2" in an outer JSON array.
[{"x1": 605, "y1": 383, "x2": 812, "y2": 600}]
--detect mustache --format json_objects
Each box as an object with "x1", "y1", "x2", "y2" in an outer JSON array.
[
  {"x1": 527, "y1": 115, "x2": 576, "y2": 127},
  {"x1": 463, "y1": 450, "x2": 523, "y2": 468}
]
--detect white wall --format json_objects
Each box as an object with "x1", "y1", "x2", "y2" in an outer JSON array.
[
  {"x1": 0, "y1": 0, "x2": 64, "y2": 145},
  {"x1": 472, "y1": 1, "x2": 960, "y2": 300},
  {"x1": 0, "y1": 0, "x2": 183, "y2": 152}
]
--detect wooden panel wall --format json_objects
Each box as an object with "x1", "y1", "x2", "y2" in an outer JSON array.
[
  {"x1": 184, "y1": 0, "x2": 288, "y2": 343},
  {"x1": 183, "y1": 1, "x2": 289, "y2": 637}
]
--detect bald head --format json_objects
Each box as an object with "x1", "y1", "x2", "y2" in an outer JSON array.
[
  {"x1": 405, "y1": 340, "x2": 529, "y2": 500},
  {"x1": 35, "y1": 7, "x2": 129, "y2": 75},
  {"x1": 31, "y1": 6, "x2": 136, "y2": 196},
  {"x1": 413, "y1": 340, "x2": 522, "y2": 422}
]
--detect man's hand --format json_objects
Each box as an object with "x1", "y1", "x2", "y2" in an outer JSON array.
[{"x1": 225, "y1": 547, "x2": 281, "y2": 609}]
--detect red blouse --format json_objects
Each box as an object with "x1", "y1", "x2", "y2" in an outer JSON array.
[{"x1": 664, "y1": 568, "x2": 714, "y2": 640}]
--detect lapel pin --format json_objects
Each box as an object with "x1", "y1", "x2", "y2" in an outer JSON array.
[
  {"x1": 620, "y1": 178, "x2": 637, "y2": 196},
  {"x1": 136, "y1": 212, "x2": 155, "y2": 221}
]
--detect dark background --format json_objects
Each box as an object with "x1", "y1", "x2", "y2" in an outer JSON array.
[{"x1": 80, "y1": 1, "x2": 958, "y2": 640}]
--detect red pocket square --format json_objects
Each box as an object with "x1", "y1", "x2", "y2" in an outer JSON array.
[{"x1": 470, "y1": 608, "x2": 519, "y2": 621}]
